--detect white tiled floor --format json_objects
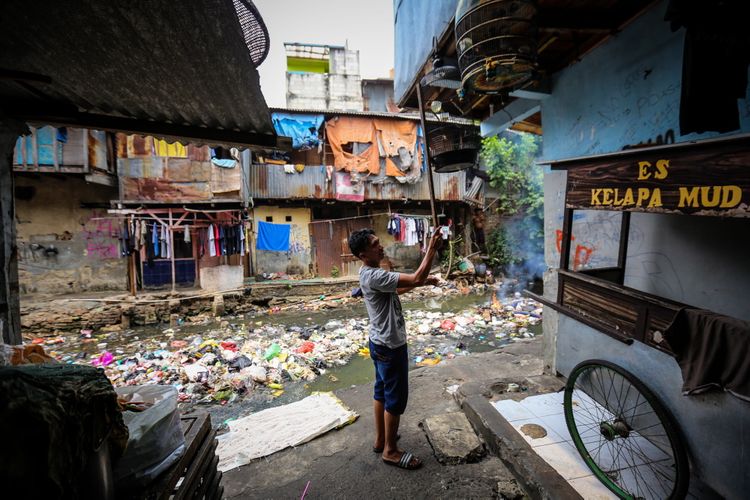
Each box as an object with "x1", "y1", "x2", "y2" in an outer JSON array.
[{"x1": 491, "y1": 391, "x2": 675, "y2": 500}]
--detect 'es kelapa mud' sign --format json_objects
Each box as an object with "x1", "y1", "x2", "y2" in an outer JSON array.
[{"x1": 562, "y1": 137, "x2": 750, "y2": 218}]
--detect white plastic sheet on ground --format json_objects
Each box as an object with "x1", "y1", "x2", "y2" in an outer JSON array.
[{"x1": 216, "y1": 392, "x2": 358, "y2": 472}]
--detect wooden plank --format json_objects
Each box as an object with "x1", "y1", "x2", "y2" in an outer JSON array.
[
  {"x1": 143, "y1": 413, "x2": 210, "y2": 500},
  {"x1": 83, "y1": 128, "x2": 90, "y2": 173},
  {"x1": 194, "y1": 453, "x2": 219, "y2": 499},
  {"x1": 617, "y1": 211, "x2": 630, "y2": 284},
  {"x1": 0, "y1": 131, "x2": 22, "y2": 344},
  {"x1": 175, "y1": 429, "x2": 217, "y2": 500},
  {"x1": 30, "y1": 126, "x2": 38, "y2": 168},
  {"x1": 558, "y1": 270, "x2": 685, "y2": 310},
  {"x1": 563, "y1": 136, "x2": 750, "y2": 217},
  {"x1": 207, "y1": 472, "x2": 223, "y2": 500},
  {"x1": 52, "y1": 128, "x2": 59, "y2": 171},
  {"x1": 561, "y1": 282, "x2": 638, "y2": 336}
]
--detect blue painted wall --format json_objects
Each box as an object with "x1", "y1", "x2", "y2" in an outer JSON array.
[
  {"x1": 543, "y1": 2, "x2": 750, "y2": 497},
  {"x1": 393, "y1": 0, "x2": 458, "y2": 104},
  {"x1": 542, "y1": 2, "x2": 750, "y2": 159}
]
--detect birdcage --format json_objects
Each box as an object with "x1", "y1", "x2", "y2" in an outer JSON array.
[{"x1": 455, "y1": 0, "x2": 538, "y2": 94}]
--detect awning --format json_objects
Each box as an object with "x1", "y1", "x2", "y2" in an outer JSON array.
[{"x1": 0, "y1": 0, "x2": 288, "y2": 150}]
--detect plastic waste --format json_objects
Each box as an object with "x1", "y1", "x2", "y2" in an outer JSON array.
[
  {"x1": 264, "y1": 343, "x2": 281, "y2": 360},
  {"x1": 114, "y1": 385, "x2": 185, "y2": 485}
]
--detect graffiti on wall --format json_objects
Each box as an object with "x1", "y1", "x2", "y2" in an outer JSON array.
[
  {"x1": 288, "y1": 225, "x2": 310, "y2": 256},
  {"x1": 81, "y1": 211, "x2": 119, "y2": 259}
]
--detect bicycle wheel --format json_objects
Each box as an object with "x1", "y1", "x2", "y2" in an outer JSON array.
[{"x1": 564, "y1": 360, "x2": 689, "y2": 500}]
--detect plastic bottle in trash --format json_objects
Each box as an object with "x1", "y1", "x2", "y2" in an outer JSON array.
[{"x1": 264, "y1": 343, "x2": 281, "y2": 361}]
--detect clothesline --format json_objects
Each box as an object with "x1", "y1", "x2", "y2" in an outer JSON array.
[
  {"x1": 308, "y1": 212, "x2": 430, "y2": 224},
  {"x1": 89, "y1": 216, "x2": 242, "y2": 229}
]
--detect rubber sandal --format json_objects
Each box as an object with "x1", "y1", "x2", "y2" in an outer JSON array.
[
  {"x1": 372, "y1": 434, "x2": 400, "y2": 453},
  {"x1": 382, "y1": 451, "x2": 422, "y2": 470}
]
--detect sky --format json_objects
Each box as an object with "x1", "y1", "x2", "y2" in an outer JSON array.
[{"x1": 253, "y1": 0, "x2": 395, "y2": 107}]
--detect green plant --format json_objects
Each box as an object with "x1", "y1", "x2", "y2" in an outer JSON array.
[
  {"x1": 440, "y1": 235, "x2": 463, "y2": 275},
  {"x1": 486, "y1": 226, "x2": 519, "y2": 268},
  {"x1": 330, "y1": 266, "x2": 340, "y2": 278},
  {"x1": 481, "y1": 133, "x2": 544, "y2": 266}
]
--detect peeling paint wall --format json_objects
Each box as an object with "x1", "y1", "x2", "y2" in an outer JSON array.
[
  {"x1": 15, "y1": 176, "x2": 126, "y2": 295},
  {"x1": 251, "y1": 206, "x2": 312, "y2": 276}
]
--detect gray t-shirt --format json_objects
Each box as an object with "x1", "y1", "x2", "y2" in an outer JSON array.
[{"x1": 359, "y1": 265, "x2": 406, "y2": 349}]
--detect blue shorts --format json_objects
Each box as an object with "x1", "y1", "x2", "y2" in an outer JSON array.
[{"x1": 369, "y1": 339, "x2": 409, "y2": 415}]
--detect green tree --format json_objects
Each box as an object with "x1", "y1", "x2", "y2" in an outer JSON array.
[{"x1": 481, "y1": 133, "x2": 544, "y2": 270}]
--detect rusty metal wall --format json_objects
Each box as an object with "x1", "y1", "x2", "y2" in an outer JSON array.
[
  {"x1": 248, "y1": 163, "x2": 466, "y2": 202},
  {"x1": 310, "y1": 217, "x2": 372, "y2": 277},
  {"x1": 249, "y1": 164, "x2": 334, "y2": 200}
]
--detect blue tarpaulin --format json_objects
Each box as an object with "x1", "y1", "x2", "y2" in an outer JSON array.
[
  {"x1": 272, "y1": 113, "x2": 324, "y2": 150},
  {"x1": 256, "y1": 221, "x2": 291, "y2": 251}
]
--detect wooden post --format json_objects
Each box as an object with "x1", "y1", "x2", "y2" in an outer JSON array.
[
  {"x1": 416, "y1": 84, "x2": 439, "y2": 227},
  {"x1": 52, "y1": 128, "x2": 59, "y2": 171},
  {"x1": 82, "y1": 128, "x2": 90, "y2": 173},
  {"x1": 129, "y1": 252, "x2": 137, "y2": 296},
  {"x1": 169, "y1": 208, "x2": 176, "y2": 292},
  {"x1": 0, "y1": 123, "x2": 24, "y2": 344},
  {"x1": 617, "y1": 211, "x2": 631, "y2": 285}
]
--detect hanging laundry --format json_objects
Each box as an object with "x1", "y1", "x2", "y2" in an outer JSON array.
[
  {"x1": 219, "y1": 226, "x2": 227, "y2": 256},
  {"x1": 208, "y1": 225, "x2": 217, "y2": 257},
  {"x1": 256, "y1": 221, "x2": 291, "y2": 252},
  {"x1": 152, "y1": 222, "x2": 159, "y2": 257},
  {"x1": 239, "y1": 222, "x2": 246, "y2": 256},
  {"x1": 213, "y1": 224, "x2": 221, "y2": 256},
  {"x1": 120, "y1": 222, "x2": 130, "y2": 257},
  {"x1": 145, "y1": 224, "x2": 155, "y2": 267},
  {"x1": 211, "y1": 158, "x2": 237, "y2": 168},
  {"x1": 183, "y1": 226, "x2": 191, "y2": 243},
  {"x1": 153, "y1": 139, "x2": 187, "y2": 158},
  {"x1": 387, "y1": 216, "x2": 401, "y2": 238},
  {"x1": 159, "y1": 225, "x2": 167, "y2": 258}
]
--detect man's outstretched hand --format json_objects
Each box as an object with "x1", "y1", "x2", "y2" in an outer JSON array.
[
  {"x1": 425, "y1": 275, "x2": 440, "y2": 286},
  {"x1": 428, "y1": 227, "x2": 444, "y2": 252}
]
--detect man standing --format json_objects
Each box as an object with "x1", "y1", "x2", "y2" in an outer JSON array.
[{"x1": 347, "y1": 227, "x2": 442, "y2": 470}]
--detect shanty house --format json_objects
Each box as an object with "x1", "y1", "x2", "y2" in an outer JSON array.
[{"x1": 249, "y1": 108, "x2": 484, "y2": 278}]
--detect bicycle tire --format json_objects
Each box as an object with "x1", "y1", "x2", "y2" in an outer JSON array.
[{"x1": 564, "y1": 359, "x2": 690, "y2": 500}]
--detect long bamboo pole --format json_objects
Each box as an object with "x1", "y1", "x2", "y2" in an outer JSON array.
[{"x1": 416, "y1": 84, "x2": 438, "y2": 227}]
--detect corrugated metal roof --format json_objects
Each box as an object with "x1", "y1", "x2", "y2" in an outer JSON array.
[
  {"x1": 1, "y1": 0, "x2": 278, "y2": 148},
  {"x1": 248, "y1": 164, "x2": 467, "y2": 202},
  {"x1": 270, "y1": 107, "x2": 477, "y2": 126}
]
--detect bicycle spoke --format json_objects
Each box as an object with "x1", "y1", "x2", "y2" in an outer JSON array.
[{"x1": 564, "y1": 362, "x2": 687, "y2": 500}]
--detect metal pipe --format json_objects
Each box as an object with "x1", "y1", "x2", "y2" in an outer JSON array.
[{"x1": 416, "y1": 84, "x2": 439, "y2": 227}]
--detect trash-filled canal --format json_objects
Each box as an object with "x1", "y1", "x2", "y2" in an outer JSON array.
[{"x1": 46, "y1": 284, "x2": 543, "y2": 428}]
